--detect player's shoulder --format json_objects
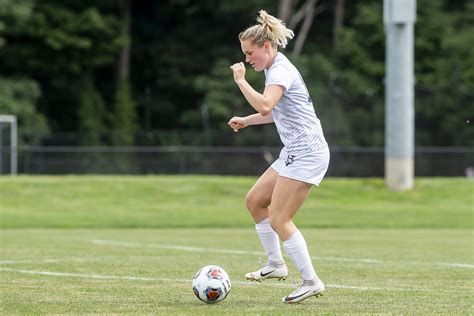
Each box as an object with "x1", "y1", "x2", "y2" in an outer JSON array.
[{"x1": 269, "y1": 52, "x2": 294, "y2": 72}]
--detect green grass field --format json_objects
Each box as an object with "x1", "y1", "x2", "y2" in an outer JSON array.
[{"x1": 1, "y1": 176, "x2": 473, "y2": 314}]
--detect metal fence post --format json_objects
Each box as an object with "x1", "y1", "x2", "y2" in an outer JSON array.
[{"x1": 384, "y1": 0, "x2": 416, "y2": 190}]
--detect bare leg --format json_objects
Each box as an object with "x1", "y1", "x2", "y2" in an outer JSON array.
[
  {"x1": 268, "y1": 176, "x2": 320, "y2": 283},
  {"x1": 245, "y1": 167, "x2": 279, "y2": 223},
  {"x1": 268, "y1": 176, "x2": 312, "y2": 241},
  {"x1": 244, "y1": 167, "x2": 286, "y2": 276}
]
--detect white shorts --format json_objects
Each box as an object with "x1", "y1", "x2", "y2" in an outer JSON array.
[{"x1": 271, "y1": 146, "x2": 330, "y2": 186}]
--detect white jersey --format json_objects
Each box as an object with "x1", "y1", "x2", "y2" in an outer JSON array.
[{"x1": 265, "y1": 52, "x2": 327, "y2": 155}]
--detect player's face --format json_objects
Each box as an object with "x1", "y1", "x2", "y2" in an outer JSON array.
[{"x1": 241, "y1": 40, "x2": 272, "y2": 72}]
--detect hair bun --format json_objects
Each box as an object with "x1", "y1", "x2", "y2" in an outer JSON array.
[
  {"x1": 239, "y1": 10, "x2": 294, "y2": 49},
  {"x1": 257, "y1": 10, "x2": 270, "y2": 28}
]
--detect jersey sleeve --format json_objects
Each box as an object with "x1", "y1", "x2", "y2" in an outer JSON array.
[{"x1": 265, "y1": 65, "x2": 293, "y2": 91}]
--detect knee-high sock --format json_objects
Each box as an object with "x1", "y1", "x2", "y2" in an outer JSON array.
[
  {"x1": 283, "y1": 229, "x2": 318, "y2": 281},
  {"x1": 255, "y1": 218, "x2": 285, "y2": 266}
]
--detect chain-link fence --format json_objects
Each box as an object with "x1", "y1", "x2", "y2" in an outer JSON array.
[{"x1": 1, "y1": 146, "x2": 472, "y2": 177}]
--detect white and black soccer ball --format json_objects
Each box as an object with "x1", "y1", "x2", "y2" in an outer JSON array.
[{"x1": 192, "y1": 265, "x2": 231, "y2": 304}]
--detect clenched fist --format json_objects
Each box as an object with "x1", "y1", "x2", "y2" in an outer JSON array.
[
  {"x1": 228, "y1": 116, "x2": 248, "y2": 132},
  {"x1": 230, "y1": 62, "x2": 246, "y2": 82}
]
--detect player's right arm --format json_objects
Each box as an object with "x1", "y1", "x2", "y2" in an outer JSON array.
[{"x1": 228, "y1": 112, "x2": 274, "y2": 132}]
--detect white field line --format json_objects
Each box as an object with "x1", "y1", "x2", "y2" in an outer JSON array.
[
  {"x1": 90, "y1": 240, "x2": 382, "y2": 263},
  {"x1": 0, "y1": 259, "x2": 63, "y2": 265},
  {"x1": 0, "y1": 267, "x2": 155, "y2": 281},
  {"x1": 90, "y1": 239, "x2": 474, "y2": 269},
  {"x1": 437, "y1": 262, "x2": 474, "y2": 269},
  {"x1": 0, "y1": 267, "x2": 455, "y2": 293},
  {"x1": 0, "y1": 258, "x2": 89, "y2": 265}
]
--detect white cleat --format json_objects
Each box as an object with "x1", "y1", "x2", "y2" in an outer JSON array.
[
  {"x1": 282, "y1": 279, "x2": 325, "y2": 304},
  {"x1": 245, "y1": 265, "x2": 288, "y2": 282}
]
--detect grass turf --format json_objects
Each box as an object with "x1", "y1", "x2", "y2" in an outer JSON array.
[
  {"x1": 0, "y1": 176, "x2": 472, "y2": 314},
  {"x1": 0, "y1": 176, "x2": 472, "y2": 228},
  {"x1": 0, "y1": 228, "x2": 472, "y2": 314}
]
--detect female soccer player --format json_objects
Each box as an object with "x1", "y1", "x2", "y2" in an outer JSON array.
[{"x1": 228, "y1": 10, "x2": 330, "y2": 304}]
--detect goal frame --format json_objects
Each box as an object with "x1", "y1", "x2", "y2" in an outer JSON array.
[{"x1": 0, "y1": 115, "x2": 18, "y2": 175}]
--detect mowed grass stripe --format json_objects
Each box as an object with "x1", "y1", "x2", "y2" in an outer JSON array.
[
  {"x1": 0, "y1": 267, "x2": 464, "y2": 293},
  {"x1": 90, "y1": 239, "x2": 474, "y2": 268},
  {"x1": 1, "y1": 176, "x2": 472, "y2": 228}
]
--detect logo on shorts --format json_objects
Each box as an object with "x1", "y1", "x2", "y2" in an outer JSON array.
[{"x1": 285, "y1": 155, "x2": 296, "y2": 166}]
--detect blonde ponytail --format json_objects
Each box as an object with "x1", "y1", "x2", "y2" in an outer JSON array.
[{"x1": 239, "y1": 10, "x2": 294, "y2": 50}]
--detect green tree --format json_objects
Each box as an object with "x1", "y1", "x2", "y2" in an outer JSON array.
[
  {"x1": 130, "y1": 0, "x2": 275, "y2": 133},
  {"x1": 0, "y1": 0, "x2": 34, "y2": 47},
  {"x1": 414, "y1": 0, "x2": 474, "y2": 146},
  {"x1": 111, "y1": 0, "x2": 136, "y2": 146},
  {"x1": 0, "y1": 1, "x2": 124, "y2": 133},
  {"x1": 0, "y1": 77, "x2": 49, "y2": 145},
  {"x1": 293, "y1": 1, "x2": 385, "y2": 146},
  {"x1": 77, "y1": 74, "x2": 107, "y2": 145},
  {"x1": 0, "y1": 0, "x2": 47, "y2": 145},
  {"x1": 2, "y1": 0, "x2": 472, "y2": 148},
  {"x1": 111, "y1": 77, "x2": 136, "y2": 145}
]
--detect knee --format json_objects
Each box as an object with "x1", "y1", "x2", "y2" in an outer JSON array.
[
  {"x1": 245, "y1": 190, "x2": 267, "y2": 213},
  {"x1": 245, "y1": 191, "x2": 258, "y2": 212},
  {"x1": 268, "y1": 212, "x2": 290, "y2": 231}
]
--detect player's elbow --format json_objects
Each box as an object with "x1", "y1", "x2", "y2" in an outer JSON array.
[
  {"x1": 258, "y1": 100, "x2": 275, "y2": 116},
  {"x1": 259, "y1": 108, "x2": 272, "y2": 116}
]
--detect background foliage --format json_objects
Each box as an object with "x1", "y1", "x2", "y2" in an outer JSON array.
[{"x1": 0, "y1": 0, "x2": 472, "y2": 146}]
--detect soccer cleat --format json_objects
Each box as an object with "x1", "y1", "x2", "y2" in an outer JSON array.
[
  {"x1": 245, "y1": 265, "x2": 288, "y2": 282},
  {"x1": 282, "y1": 279, "x2": 325, "y2": 304}
]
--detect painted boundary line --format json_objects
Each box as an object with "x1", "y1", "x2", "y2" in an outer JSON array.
[
  {"x1": 2, "y1": 267, "x2": 461, "y2": 293},
  {"x1": 0, "y1": 258, "x2": 89, "y2": 265},
  {"x1": 90, "y1": 239, "x2": 474, "y2": 269}
]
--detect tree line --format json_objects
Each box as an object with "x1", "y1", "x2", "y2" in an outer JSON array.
[{"x1": 0, "y1": 0, "x2": 472, "y2": 147}]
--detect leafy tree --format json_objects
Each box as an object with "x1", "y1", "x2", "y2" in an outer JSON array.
[
  {"x1": 111, "y1": 0, "x2": 137, "y2": 146},
  {"x1": 0, "y1": 0, "x2": 34, "y2": 47},
  {"x1": 77, "y1": 75, "x2": 107, "y2": 145},
  {"x1": 0, "y1": 1, "x2": 124, "y2": 133},
  {"x1": 293, "y1": 0, "x2": 385, "y2": 146},
  {"x1": 1, "y1": 0, "x2": 472, "y2": 148},
  {"x1": 0, "y1": 0, "x2": 48, "y2": 146},
  {"x1": 111, "y1": 77, "x2": 136, "y2": 145},
  {"x1": 414, "y1": 0, "x2": 474, "y2": 146},
  {"x1": 0, "y1": 77, "x2": 49, "y2": 145},
  {"x1": 130, "y1": 0, "x2": 275, "y2": 132}
]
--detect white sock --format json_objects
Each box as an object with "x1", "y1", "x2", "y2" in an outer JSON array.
[
  {"x1": 255, "y1": 218, "x2": 285, "y2": 267},
  {"x1": 283, "y1": 229, "x2": 319, "y2": 281}
]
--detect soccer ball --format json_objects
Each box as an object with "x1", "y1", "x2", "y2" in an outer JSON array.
[{"x1": 192, "y1": 265, "x2": 231, "y2": 304}]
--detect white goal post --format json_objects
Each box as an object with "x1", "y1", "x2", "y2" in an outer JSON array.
[{"x1": 0, "y1": 115, "x2": 18, "y2": 175}]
